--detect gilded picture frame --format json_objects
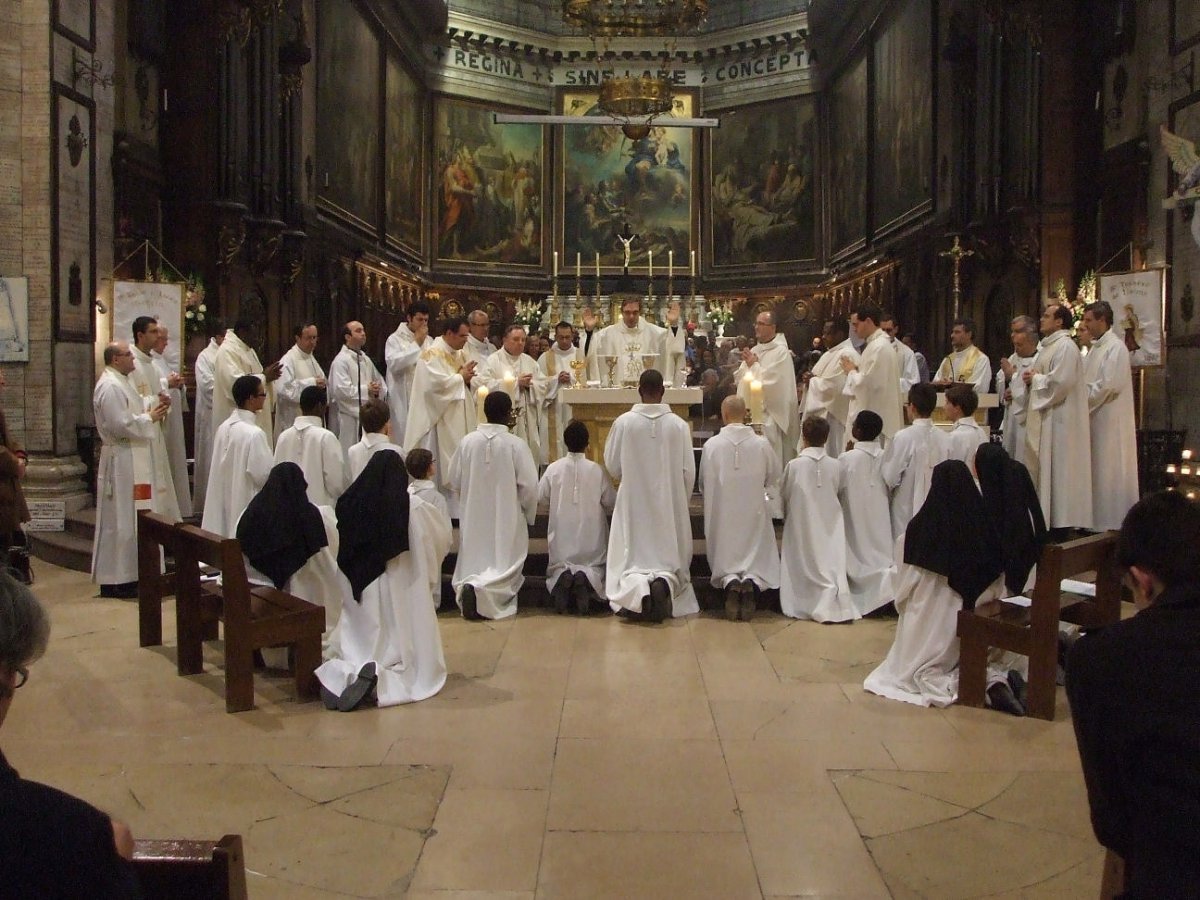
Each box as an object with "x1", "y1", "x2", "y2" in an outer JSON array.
[{"x1": 828, "y1": 54, "x2": 869, "y2": 259}]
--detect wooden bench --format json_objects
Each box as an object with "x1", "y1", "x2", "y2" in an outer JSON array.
[
  {"x1": 956, "y1": 531, "x2": 1124, "y2": 720},
  {"x1": 133, "y1": 834, "x2": 248, "y2": 899},
  {"x1": 172, "y1": 523, "x2": 324, "y2": 713},
  {"x1": 136, "y1": 510, "x2": 181, "y2": 649}
]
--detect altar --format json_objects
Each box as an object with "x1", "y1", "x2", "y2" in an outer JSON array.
[{"x1": 556, "y1": 387, "x2": 703, "y2": 473}]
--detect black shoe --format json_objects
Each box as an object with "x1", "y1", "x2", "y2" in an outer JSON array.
[
  {"x1": 460, "y1": 585, "x2": 483, "y2": 620},
  {"x1": 739, "y1": 581, "x2": 757, "y2": 622},
  {"x1": 320, "y1": 685, "x2": 340, "y2": 711},
  {"x1": 571, "y1": 571, "x2": 592, "y2": 616},
  {"x1": 723, "y1": 582, "x2": 741, "y2": 621},
  {"x1": 99, "y1": 582, "x2": 138, "y2": 600},
  {"x1": 551, "y1": 577, "x2": 572, "y2": 615},
  {"x1": 1006, "y1": 670, "x2": 1029, "y2": 709},
  {"x1": 986, "y1": 681, "x2": 1026, "y2": 717},
  {"x1": 337, "y1": 663, "x2": 378, "y2": 712},
  {"x1": 649, "y1": 578, "x2": 671, "y2": 623}
]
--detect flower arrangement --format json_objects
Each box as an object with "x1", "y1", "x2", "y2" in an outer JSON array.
[
  {"x1": 512, "y1": 298, "x2": 546, "y2": 331},
  {"x1": 183, "y1": 275, "x2": 208, "y2": 340},
  {"x1": 706, "y1": 301, "x2": 734, "y2": 327}
]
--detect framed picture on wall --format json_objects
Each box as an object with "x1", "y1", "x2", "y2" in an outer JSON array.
[
  {"x1": 432, "y1": 95, "x2": 546, "y2": 270},
  {"x1": 52, "y1": 83, "x2": 96, "y2": 343},
  {"x1": 872, "y1": 0, "x2": 934, "y2": 237},
  {"x1": 1166, "y1": 89, "x2": 1200, "y2": 346},
  {"x1": 1170, "y1": 0, "x2": 1200, "y2": 56},
  {"x1": 828, "y1": 54, "x2": 868, "y2": 259},
  {"x1": 385, "y1": 50, "x2": 424, "y2": 256},
  {"x1": 110, "y1": 281, "x2": 186, "y2": 357},
  {"x1": 1099, "y1": 269, "x2": 1166, "y2": 367},
  {"x1": 53, "y1": 0, "x2": 95, "y2": 51},
  {"x1": 559, "y1": 91, "x2": 697, "y2": 272},
  {"x1": 706, "y1": 94, "x2": 818, "y2": 272}
]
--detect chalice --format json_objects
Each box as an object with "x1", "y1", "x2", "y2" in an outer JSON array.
[{"x1": 570, "y1": 358, "x2": 586, "y2": 387}]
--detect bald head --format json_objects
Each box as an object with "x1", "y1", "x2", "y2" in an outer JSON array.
[
  {"x1": 104, "y1": 341, "x2": 136, "y2": 375},
  {"x1": 721, "y1": 395, "x2": 746, "y2": 425}
]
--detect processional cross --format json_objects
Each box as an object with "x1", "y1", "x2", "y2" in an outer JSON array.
[{"x1": 940, "y1": 235, "x2": 975, "y2": 320}]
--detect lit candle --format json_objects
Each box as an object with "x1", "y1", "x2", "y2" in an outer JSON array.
[
  {"x1": 595, "y1": 252, "x2": 601, "y2": 278},
  {"x1": 1167, "y1": 464, "x2": 1178, "y2": 474},
  {"x1": 750, "y1": 379, "x2": 764, "y2": 425},
  {"x1": 1184, "y1": 449, "x2": 1194, "y2": 460},
  {"x1": 1183, "y1": 466, "x2": 1193, "y2": 476},
  {"x1": 668, "y1": 250, "x2": 674, "y2": 280},
  {"x1": 475, "y1": 385, "x2": 488, "y2": 423},
  {"x1": 690, "y1": 250, "x2": 696, "y2": 277},
  {"x1": 553, "y1": 250, "x2": 558, "y2": 278},
  {"x1": 576, "y1": 252, "x2": 581, "y2": 279},
  {"x1": 502, "y1": 370, "x2": 517, "y2": 397},
  {"x1": 648, "y1": 250, "x2": 653, "y2": 279}
]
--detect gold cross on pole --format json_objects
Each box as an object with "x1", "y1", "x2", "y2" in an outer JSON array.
[{"x1": 940, "y1": 235, "x2": 975, "y2": 320}]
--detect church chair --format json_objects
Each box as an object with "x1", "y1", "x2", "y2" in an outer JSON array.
[
  {"x1": 133, "y1": 834, "x2": 248, "y2": 899},
  {"x1": 956, "y1": 530, "x2": 1123, "y2": 720},
  {"x1": 136, "y1": 510, "x2": 182, "y2": 649},
  {"x1": 172, "y1": 523, "x2": 323, "y2": 713}
]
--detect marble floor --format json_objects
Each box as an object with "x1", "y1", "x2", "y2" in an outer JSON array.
[{"x1": 5, "y1": 561, "x2": 1106, "y2": 899}]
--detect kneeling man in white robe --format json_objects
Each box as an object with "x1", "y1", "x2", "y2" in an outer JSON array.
[
  {"x1": 605, "y1": 369, "x2": 698, "y2": 622},
  {"x1": 700, "y1": 395, "x2": 781, "y2": 621},
  {"x1": 880, "y1": 383, "x2": 947, "y2": 541},
  {"x1": 273, "y1": 386, "x2": 348, "y2": 507},
  {"x1": 839, "y1": 411, "x2": 895, "y2": 616},
  {"x1": 348, "y1": 399, "x2": 403, "y2": 480},
  {"x1": 448, "y1": 391, "x2": 539, "y2": 620},
  {"x1": 942, "y1": 384, "x2": 988, "y2": 464},
  {"x1": 406, "y1": 448, "x2": 453, "y2": 607},
  {"x1": 538, "y1": 420, "x2": 616, "y2": 615},
  {"x1": 202, "y1": 375, "x2": 273, "y2": 538}
]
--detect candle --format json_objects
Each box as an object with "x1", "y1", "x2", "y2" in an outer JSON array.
[
  {"x1": 1182, "y1": 466, "x2": 1193, "y2": 476},
  {"x1": 648, "y1": 250, "x2": 653, "y2": 279},
  {"x1": 1184, "y1": 449, "x2": 1194, "y2": 460},
  {"x1": 502, "y1": 370, "x2": 517, "y2": 397},
  {"x1": 668, "y1": 250, "x2": 674, "y2": 279},
  {"x1": 475, "y1": 385, "x2": 488, "y2": 423},
  {"x1": 1167, "y1": 464, "x2": 1178, "y2": 474},
  {"x1": 576, "y1": 252, "x2": 581, "y2": 279},
  {"x1": 750, "y1": 379, "x2": 764, "y2": 425},
  {"x1": 690, "y1": 250, "x2": 696, "y2": 277},
  {"x1": 553, "y1": 250, "x2": 558, "y2": 278},
  {"x1": 595, "y1": 252, "x2": 601, "y2": 278}
]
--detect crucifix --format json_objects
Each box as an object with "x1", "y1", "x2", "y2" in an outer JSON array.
[
  {"x1": 614, "y1": 222, "x2": 639, "y2": 275},
  {"x1": 940, "y1": 235, "x2": 975, "y2": 320}
]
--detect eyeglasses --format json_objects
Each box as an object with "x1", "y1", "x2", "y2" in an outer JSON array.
[{"x1": 13, "y1": 666, "x2": 28, "y2": 689}]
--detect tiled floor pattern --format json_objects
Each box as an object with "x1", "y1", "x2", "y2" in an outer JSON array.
[{"x1": 5, "y1": 562, "x2": 1104, "y2": 898}]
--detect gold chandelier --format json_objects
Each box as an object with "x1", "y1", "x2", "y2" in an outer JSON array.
[{"x1": 562, "y1": 0, "x2": 710, "y2": 38}]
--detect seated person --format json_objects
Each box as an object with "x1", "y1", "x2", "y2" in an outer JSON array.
[
  {"x1": 537, "y1": 420, "x2": 616, "y2": 615},
  {"x1": 0, "y1": 575, "x2": 140, "y2": 895},
  {"x1": 1067, "y1": 491, "x2": 1200, "y2": 896}
]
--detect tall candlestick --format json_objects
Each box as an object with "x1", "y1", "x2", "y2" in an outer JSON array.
[
  {"x1": 750, "y1": 379, "x2": 764, "y2": 425},
  {"x1": 648, "y1": 250, "x2": 653, "y2": 279},
  {"x1": 668, "y1": 250, "x2": 673, "y2": 280},
  {"x1": 690, "y1": 250, "x2": 696, "y2": 277},
  {"x1": 476, "y1": 385, "x2": 488, "y2": 423},
  {"x1": 553, "y1": 250, "x2": 558, "y2": 278}
]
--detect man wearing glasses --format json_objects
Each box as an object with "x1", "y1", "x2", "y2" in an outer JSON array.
[{"x1": 201, "y1": 374, "x2": 274, "y2": 538}]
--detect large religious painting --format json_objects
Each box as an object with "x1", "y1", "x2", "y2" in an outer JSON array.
[
  {"x1": 1171, "y1": 0, "x2": 1200, "y2": 55},
  {"x1": 433, "y1": 96, "x2": 545, "y2": 268},
  {"x1": 872, "y1": 0, "x2": 934, "y2": 235},
  {"x1": 53, "y1": 0, "x2": 95, "y2": 51},
  {"x1": 1167, "y1": 90, "x2": 1200, "y2": 346},
  {"x1": 828, "y1": 55, "x2": 868, "y2": 257},
  {"x1": 52, "y1": 85, "x2": 95, "y2": 342},
  {"x1": 560, "y1": 92, "x2": 696, "y2": 271},
  {"x1": 385, "y1": 52, "x2": 424, "y2": 254},
  {"x1": 316, "y1": 0, "x2": 380, "y2": 232},
  {"x1": 707, "y1": 95, "x2": 817, "y2": 270}
]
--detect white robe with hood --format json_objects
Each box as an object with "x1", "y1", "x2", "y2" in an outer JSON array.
[
  {"x1": 838, "y1": 440, "x2": 895, "y2": 615},
  {"x1": 273, "y1": 415, "x2": 348, "y2": 508},
  {"x1": 802, "y1": 338, "x2": 855, "y2": 456},
  {"x1": 329, "y1": 345, "x2": 388, "y2": 455},
  {"x1": 1084, "y1": 328, "x2": 1139, "y2": 530},
  {"x1": 538, "y1": 452, "x2": 616, "y2": 597},
  {"x1": 384, "y1": 322, "x2": 433, "y2": 448},
  {"x1": 780, "y1": 448, "x2": 854, "y2": 622},
  {"x1": 201, "y1": 409, "x2": 273, "y2": 537}
]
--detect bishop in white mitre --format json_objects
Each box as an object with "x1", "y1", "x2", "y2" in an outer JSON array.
[
  {"x1": 212, "y1": 320, "x2": 276, "y2": 445},
  {"x1": 150, "y1": 326, "x2": 192, "y2": 517},
  {"x1": 1081, "y1": 302, "x2": 1139, "y2": 530},
  {"x1": 274, "y1": 386, "x2": 347, "y2": 508},
  {"x1": 202, "y1": 375, "x2": 274, "y2": 538},
  {"x1": 582, "y1": 298, "x2": 685, "y2": 387},
  {"x1": 539, "y1": 322, "x2": 586, "y2": 461},
  {"x1": 384, "y1": 303, "x2": 433, "y2": 448},
  {"x1": 480, "y1": 325, "x2": 553, "y2": 466},
  {"x1": 842, "y1": 310, "x2": 905, "y2": 442},
  {"x1": 192, "y1": 327, "x2": 223, "y2": 513},
  {"x1": 802, "y1": 319, "x2": 855, "y2": 456},
  {"x1": 329, "y1": 321, "x2": 388, "y2": 455},
  {"x1": 735, "y1": 310, "x2": 799, "y2": 470},
  {"x1": 129, "y1": 323, "x2": 181, "y2": 521},
  {"x1": 996, "y1": 315, "x2": 1039, "y2": 466},
  {"x1": 275, "y1": 323, "x2": 327, "y2": 440}
]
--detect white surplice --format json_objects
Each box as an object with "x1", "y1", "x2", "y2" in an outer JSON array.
[
  {"x1": 151, "y1": 349, "x2": 193, "y2": 518},
  {"x1": 844, "y1": 329, "x2": 905, "y2": 441},
  {"x1": 540, "y1": 344, "x2": 586, "y2": 460},
  {"x1": 384, "y1": 323, "x2": 433, "y2": 448},
  {"x1": 448, "y1": 423, "x2": 539, "y2": 619},
  {"x1": 91, "y1": 368, "x2": 165, "y2": 584},
  {"x1": 201, "y1": 409, "x2": 273, "y2": 537},
  {"x1": 1084, "y1": 329, "x2": 1140, "y2": 530},
  {"x1": 273, "y1": 416, "x2": 348, "y2": 508},
  {"x1": 408, "y1": 478, "x2": 454, "y2": 603},
  {"x1": 880, "y1": 418, "x2": 948, "y2": 541},
  {"x1": 212, "y1": 330, "x2": 273, "y2": 445},
  {"x1": 585, "y1": 319, "x2": 686, "y2": 386},
  {"x1": 192, "y1": 338, "x2": 220, "y2": 513},
  {"x1": 329, "y1": 346, "x2": 388, "y2": 455},
  {"x1": 604, "y1": 403, "x2": 698, "y2": 616},
  {"x1": 934, "y1": 346, "x2": 993, "y2": 394},
  {"x1": 275, "y1": 343, "x2": 327, "y2": 440},
  {"x1": 996, "y1": 352, "x2": 1038, "y2": 466},
  {"x1": 129, "y1": 348, "x2": 181, "y2": 521},
  {"x1": 735, "y1": 333, "x2": 799, "y2": 469},
  {"x1": 538, "y1": 452, "x2": 616, "y2": 597},
  {"x1": 780, "y1": 447, "x2": 854, "y2": 622},
  {"x1": 1025, "y1": 329, "x2": 1093, "y2": 528},
  {"x1": 317, "y1": 497, "x2": 451, "y2": 706},
  {"x1": 944, "y1": 417, "x2": 989, "y2": 465},
  {"x1": 699, "y1": 424, "x2": 781, "y2": 591},
  {"x1": 347, "y1": 433, "x2": 403, "y2": 481},
  {"x1": 838, "y1": 441, "x2": 895, "y2": 615},
  {"x1": 802, "y1": 338, "x2": 856, "y2": 456},
  {"x1": 480, "y1": 350, "x2": 553, "y2": 466},
  {"x1": 403, "y1": 336, "x2": 476, "y2": 514}
]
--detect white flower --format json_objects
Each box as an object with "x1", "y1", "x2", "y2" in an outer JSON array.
[{"x1": 198, "y1": 304, "x2": 207, "y2": 313}]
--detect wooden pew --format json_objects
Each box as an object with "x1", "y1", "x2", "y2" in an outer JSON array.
[
  {"x1": 172, "y1": 523, "x2": 324, "y2": 713},
  {"x1": 956, "y1": 531, "x2": 1123, "y2": 720},
  {"x1": 136, "y1": 510, "x2": 180, "y2": 648},
  {"x1": 133, "y1": 834, "x2": 248, "y2": 899}
]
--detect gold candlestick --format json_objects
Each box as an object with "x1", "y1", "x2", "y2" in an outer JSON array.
[{"x1": 604, "y1": 356, "x2": 618, "y2": 388}]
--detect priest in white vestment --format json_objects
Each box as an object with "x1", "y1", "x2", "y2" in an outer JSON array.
[
  {"x1": 605, "y1": 370, "x2": 698, "y2": 622},
  {"x1": 841, "y1": 307, "x2": 905, "y2": 441},
  {"x1": 933, "y1": 318, "x2": 993, "y2": 395},
  {"x1": 881, "y1": 314, "x2": 922, "y2": 397},
  {"x1": 384, "y1": 303, "x2": 432, "y2": 448},
  {"x1": 192, "y1": 324, "x2": 224, "y2": 513},
  {"x1": 273, "y1": 386, "x2": 347, "y2": 507},
  {"x1": 129, "y1": 317, "x2": 180, "y2": 522},
  {"x1": 537, "y1": 420, "x2": 616, "y2": 614},
  {"x1": 150, "y1": 325, "x2": 192, "y2": 518},
  {"x1": 319, "y1": 451, "x2": 451, "y2": 709},
  {"x1": 1081, "y1": 302, "x2": 1140, "y2": 530},
  {"x1": 465, "y1": 309, "x2": 496, "y2": 371},
  {"x1": 348, "y1": 399, "x2": 403, "y2": 480},
  {"x1": 582, "y1": 298, "x2": 685, "y2": 387},
  {"x1": 734, "y1": 310, "x2": 799, "y2": 470},
  {"x1": 329, "y1": 321, "x2": 387, "y2": 455},
  {"x1": 1023, "y1": 303, "x2": 1093, "y2": 528},
  {"x1": 781, "y1": 416, "x2": 854, "y2": 622},
  {"x1": 480, "y1": 325, "x2": 553, "y2": 466},
  {"x1": 699, "y1": 396, "x2": 781, "y2": 621},
  {"x1": 403, "y1": 318, "x2": 477, "y2": 514},
  {"x1": 275, "y1": 323, "x2": 327, "y2": 440},
  {"x1": 839, "y1": 411, "x2": 895, "y2": 616},
  {"x1": 91, "y1": 343, "x2": 171, "y2": 597},
  {"x1": 802, "y1": 319, "x2": 855, "y2": 456},
  {"x1": 996, "y1": 316, "x2": 1039, "y2": 466},
  {"x1": 212, "y1": 318, "x2": 278, "y2": 445},
  {"x1": 880, "y1": 383, "x2": 948, "y2": 541},
  {"x1": 448, "y1": 391, "x2": 539, "y2": 620},
  {"x1": 539, "y1": 322, "x2": 586, "y2": 461},
  {"x1": 942, "y1": 384, "x2": 989, "y2": 464},
  {"x1": 202, "y1": 375, "x2": 273, "y2": 538}
]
